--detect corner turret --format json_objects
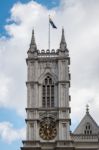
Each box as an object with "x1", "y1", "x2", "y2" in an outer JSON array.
[
  {"x1": 60, "y1": 28, "x2": 67, "y2": 50},
  {"x1": 28, "y1": 29, "x2": 37, "y2": 57},
  {"x1": 59, "y1": 28, "x2": 69, "y2": 57}
]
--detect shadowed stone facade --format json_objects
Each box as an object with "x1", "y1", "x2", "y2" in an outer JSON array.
[{"x1": 21, "y1": 29, "x2": 99, "y2": 150}]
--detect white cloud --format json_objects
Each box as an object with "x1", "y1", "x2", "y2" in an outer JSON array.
[
  {"x1": 0, "y1": 0, "x2": 99, "y2": 130},
  {"x1": 0, "y1": 122, "x2": 25, "y2": 143}
]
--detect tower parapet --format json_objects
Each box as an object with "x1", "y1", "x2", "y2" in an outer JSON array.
[{"x1": 27, "y1": 28, "x2": 69, "y2": 59}]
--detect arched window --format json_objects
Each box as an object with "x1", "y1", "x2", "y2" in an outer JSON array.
[
  {"x1": 84, "y1": 122, "x2": 92, "y2": 135},
  {"x1": 42, "y1": 76, "x2": 54, "y2": 108}
]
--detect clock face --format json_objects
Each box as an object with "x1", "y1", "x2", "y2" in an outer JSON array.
[{"x1": 39, "y1": 117, "x2": 57, "y2": 140}]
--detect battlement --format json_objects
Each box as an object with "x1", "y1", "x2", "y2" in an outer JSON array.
[
  {"x1": 37, "y1": 49, "x2": 58, "y2": 57},
  {"x1": 27, "y1": 48, "x2": 69, "y2": 60},
  {"x1": 34, "y1": 49, "x2": 69, "y2": 59},
  {"x1": 38, "y1": 49, "x2": 58, "y2": 54}
]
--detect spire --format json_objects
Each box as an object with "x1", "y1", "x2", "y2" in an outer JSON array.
[
  {"x1": 60, "y1": 28, "x2": 67, "y2": 51},
  {"x1": 61, "y1": 28, "x2": 66, "y2": 43},
  {"x1": 29, "y1": 29, "x2": 37, "y2": 52},
  {"x1": 86, "y1": 104, "x2": 89, "y2": 114}
]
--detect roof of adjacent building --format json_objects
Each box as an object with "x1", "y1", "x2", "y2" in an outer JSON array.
[{"x1": 73, "y1": 105, "x2": 99, "y2": 135}]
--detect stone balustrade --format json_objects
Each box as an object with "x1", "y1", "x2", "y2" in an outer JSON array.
[{"x1": 71, "y1": 134, "x2": 98, "y2": 142}]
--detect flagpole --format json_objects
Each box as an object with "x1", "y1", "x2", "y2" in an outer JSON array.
[{"x1": 49, "y1": 15, "x2": 50, "y2": 50}]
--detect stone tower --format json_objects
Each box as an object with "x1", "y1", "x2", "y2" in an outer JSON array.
[{"x1": 21, "y1": 28, "x2": 74, "y2": 150}]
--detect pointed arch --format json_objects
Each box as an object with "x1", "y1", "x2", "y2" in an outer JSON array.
[{"x1": 38, "y1": 70, "x2": 57, "y2": 85}]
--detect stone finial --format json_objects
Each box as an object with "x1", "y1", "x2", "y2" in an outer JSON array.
[
  {"x1": 60, "y1": 28, "x2": 67, "y2": 51},
  {"x1": 29, "y1": 29, "x2": 37, "y2": 52},
  {"x1": 86, "y1": 104, "x2": 89, "y2": 114}
]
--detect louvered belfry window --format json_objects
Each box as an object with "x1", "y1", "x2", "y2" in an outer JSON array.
[
  {"x1": 42, "y1": 76, "x2": 54, "y2": 108},
  {"x1": 84, "y1": 123, "x2": 92, "y2": 135}
]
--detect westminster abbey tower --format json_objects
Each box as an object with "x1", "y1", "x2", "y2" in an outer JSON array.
[{"x1": 21, "y1": 29, "x2": 99, "y2": 150}]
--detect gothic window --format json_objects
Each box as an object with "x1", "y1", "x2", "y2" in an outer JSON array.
[
  {"x1": 84, "y1": 122, "x2": 92, "y2": 135},
  {"x1": 42, "y1": 76, "x2": 54, "y2": 108}
]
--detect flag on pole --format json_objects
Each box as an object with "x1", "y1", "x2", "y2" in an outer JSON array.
[{"x1": 49, "y1": 18, "x2": 57, "y2": 29}]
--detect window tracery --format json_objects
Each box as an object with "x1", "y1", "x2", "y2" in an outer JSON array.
[{"x1": 42, "y1": 76, "x2": 54, "y2": 108}]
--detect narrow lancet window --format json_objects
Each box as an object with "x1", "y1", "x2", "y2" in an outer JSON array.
[{"x1": 42, "y1": 76, "x2": 54, "y2": 108}]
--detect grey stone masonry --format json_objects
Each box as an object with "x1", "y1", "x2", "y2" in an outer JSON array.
[
  {"x1": 21, "y1": 28, "x2": 99, "y2": 150},
  {"x1": 21, "y1": 29, "x2": 73, "y2": 150}
]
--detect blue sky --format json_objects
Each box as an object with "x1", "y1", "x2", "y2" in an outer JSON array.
[
  {"x1": 0, "y1": 0, "x2": 60, "y2": 35},
  {"x1": 0, "y1": 0, "x2": 99, "y2": 150}
]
